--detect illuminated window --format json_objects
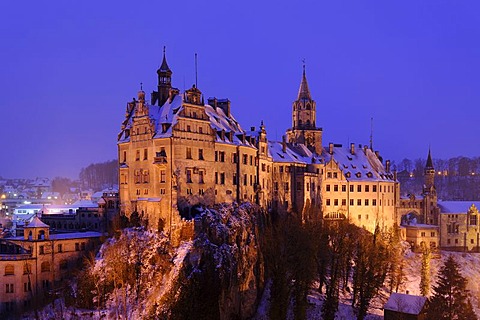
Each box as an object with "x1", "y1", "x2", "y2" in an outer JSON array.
[{"x1": 4, "y1": 265, "x2": 14, "y2": 276}]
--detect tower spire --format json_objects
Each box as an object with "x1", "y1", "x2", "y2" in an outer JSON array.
[
  {"x1": 297, "y1": 60, "x2": 311, "y2": 100},
  {"x1": 426, "y1": 147, "x2": 434, "y2": 169}
]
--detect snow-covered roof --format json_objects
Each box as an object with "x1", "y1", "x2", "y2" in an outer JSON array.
[
  {"x1": 384, "y1": 293, "x2": 427, "y2": 315},
  {"x1": 438, "y1": 201, "x2": 480, "y2": 214},
  {"x1": 72, "y1": 200, "x2": 98, "y2": 208},
  {"x1": 268, "y1": 141, "x2": 311, "y2": 164},
  {"x1": 9, "y1": 231, "x2": 103, "y2": 241},
  {"x1": 25, "y1": 216, "x2": 49, "y2": 228},
  {"x1": 322, "y1": 146, "x2": 394, "y2": 182},
  {"x1": 118, "y1": 93, "x2": 253, "y2": 147}
]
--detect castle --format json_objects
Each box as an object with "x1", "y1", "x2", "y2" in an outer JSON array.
[{"x1": 117, "y1": 50, "x2": 398, "y2": 235}]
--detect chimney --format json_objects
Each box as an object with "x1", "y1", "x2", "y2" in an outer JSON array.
[
  {"x1": 282, "y1": 135, "x2": 287, "y2": 153},
  {"x1": 251, "y1": 126, "x2": 255, "y2": 132},
  {"x1": 386, "y1": 160, "x2": 391, "y2": 173},
  {"x1": 350, "y1": 143, "x2": 355, "y2": 155},
  {"x1": 393, "y1": 168, "x2": 398, "y2": 181},
  {"x1": 329, "y1": 143, "x2": 334, "y2": 155},
  {"x1": 363, "y1": 145, "x2": 368, "y2": 153}
]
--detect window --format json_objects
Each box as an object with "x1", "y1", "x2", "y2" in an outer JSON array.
[
  {"x1": 373, "y1": 185, "x2": 377, "y2": 192},
  {"x1": 199, "y1": 171, "x2": 204, "y2": 184},
  {"x1": 160, "y1": 188, "x2": 166, "y2": 194},
  {"x1": 160, "y1": 170, "x2": 166, "y2": 183},
  {"x1": 250, "y1": 156, "x2": 253, "y2": 165},
  {"x1": 233, "y1": 173, "x2": 237, "y2": 185},
  {"x1": 326, "y1": 185, "x2": 331, "y2": 192},
  {"x1": 186, "y1": 147, "x2": 192, "y2": 159},
  {"x1": 39, "y1": 246, "x2": 44, "y2": 255},
  {"x1": 41, "y1": 262, "x2": 50, "y2": 273},
  {"x1": 135, "y1": 150, "x2": 140, "y2": 161},
  {"x1": 357, "y1": 185, "x2": 361, "y2": 192},
  {"x1": 333, "y1": 172, "x2": 338, "y2": 178},
  {"x1": 431, "y1": 232, "x2": 435, "y2": 237},
  {"x1": 470, "y1": 215, "x2": 477, "y2": 226},
  {"x1": 421, "y1": 232, "x2": 426, "y2": 237},
  {"x1": 350, "y1": 199, "x2": 354, "y2": 206},
  {"x1": 219, "y1": 152, "x2": 225, "y2": 162},
  {"x1": 342, "y1": 199, "x2": 346, "y2": 206},
  {"x1": 198, "y1": 149, "x2": 204, "y2": 160},
  {"x1": 326, "y1": 199, "x2": 331, "y2": 206},
  {"x1": 471, "y1": 239, "x2": 475, "y2": 244},
  {"x1": 372, "y1": 199, "x2": 377, "y2": 206},
  {"x1": 244, "y1": 174, "x2": 247, "y2": 186},
  {"x1": 122, "y1": 151, "x2": 127, "y2": 163},
  {"x1": 75, "y1": 243, "x2": 80, "y2": 251},
  {"x1": 215, "y1": 151, "x2": 218, "y2": 161},
  {"x1": 447, "y1": 239, "x2": 451, "y2": 244},
  {"x1": 186, "y1": 169, "x2": 192, "y2": 183},
  {"x1": 5, "y1": 284, "x2": 13, "y2": 293},
  {"x1": 327, "y1": 172, "x2": 332, "y2": 178},
  {"x1": 365, "y1": 199, "x2": 369, "y2": 206},
  {"x1": 199, "y1": 126, "x2": 203, "y2": 134},
  {"x1": 24, "y1": 282, "x2": 31, "y2": 292},
  {"x1": 365, "y1": 185, "x2": 369, "y2": 192},
  {"x1": 334, "y1": 199, "x2": 339, "y2": 206},
  {"x1": 186, "y1": 125, "x2": 191, "y2": 132},
  {"x1": 143, "y1": 149, "x2": 148, "y2": 160},
  {"x1": 350, "y1": 185, "x2": 354, "y2": 192},
  {"x1": 334, "y1": 185, "x2": 338, "y2": 192},
  {"x1": 357, "y1": 199, "x2": 361, "y2": 206},
  {"x1": 215, "y1": 172, "x2": 218, "y2": 184},
  {"x1": 358, "y1": 215, "x2": 362, "y2": 220},
  {"x1": 342, "y1": 185, "x2": 346, "y2": 192},
  {"x1": 455, "y1": 239, "x2": 459, "y2": 244},
  {"x1": 220, "y1": 173, "x2": 225, "y2": 185},
  {"x1": 4, "y1": 265, "x2": 14, "y2": 276},
  {"x1": 243, "y1": 154, "x2": 248, "y2": 164}
]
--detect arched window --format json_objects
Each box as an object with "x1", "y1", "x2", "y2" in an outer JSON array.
[
  {"x1": 23, "y1": 263, "x2": 32, "y2": 275},
  {"x1": 5, "y1": 265, "x2": 14, "y2": 276},
  {"x1": 38, "y1": 230, "x2": 45, "y2": 240},
  {"x1": 41, "y1": 262, "x2": 50, "y2": 273},
  {"x1": 306, "y1": 119, "x2": 311, "y2": 126},
  {"x1": 306, "y1": 104, "x2": 311, "y2": 110}
]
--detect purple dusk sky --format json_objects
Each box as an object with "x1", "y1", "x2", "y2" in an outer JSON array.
[{"x1": 1, "y1": 1, "x2": 480, "y2": 179}]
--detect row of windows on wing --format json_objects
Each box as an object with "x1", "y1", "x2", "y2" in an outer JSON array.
[
  {"x1": 326, "y1": 171, "x2": 374, "y2": 179},
  {"x1": 445, "y1": 214, "x2": 478, "y2": 226},
  {"x1": 325, "y1": 184, "x2": 393, "y2": 193},
  {"x1": 293, "y1": 119, "x2": 315, "y2": 128},
  {"x1": 3, "y1": 259, "x2": 71, "y2": 277},
  {"x1": 325, "y1": 198, "x2": 395, "y2": 207}
]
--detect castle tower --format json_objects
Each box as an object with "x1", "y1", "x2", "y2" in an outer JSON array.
[
  {"x1": 286, "y1": 64, "x2": 323, "y2": 154},
  {"x1": 424, "y1": 148, "x2": 435, "y2": 190},
  {"x1": 423, "y1": 148, "x2": 438, "y2": 224},
  {"x1": 152, "y1": 47, "x2": 172, "y2": 106}
]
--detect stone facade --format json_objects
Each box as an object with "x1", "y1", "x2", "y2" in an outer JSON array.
[
  {"x1": 0, "y1": 216, "x2": 102, "y2": 316},
  {"x1": 117, "y1": 52, "x2": 398, "y2": 234}
]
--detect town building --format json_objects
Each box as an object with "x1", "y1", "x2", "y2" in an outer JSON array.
[
  {"x1": 0, "y1": 216, "x2": 102, "y2": 316},
  {"x1": 117, "y1": 50, "x2": 398, "y2": 236}
]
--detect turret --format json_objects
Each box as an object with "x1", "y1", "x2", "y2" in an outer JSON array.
[{"x1": 152, "y1": 46, "x2": 172, "y2": 106}]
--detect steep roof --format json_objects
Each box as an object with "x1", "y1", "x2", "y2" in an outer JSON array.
[
  {"x1": 118, "y1": 93, "x2": 254, "y2": 148},
  {"x1": 297, "y1": 65, "x2": 312, "y2": 100},
  {"x1": 25, "y1": 215, "x2": 49, "y2": 228},
  {"x1": 425, "y1": 148, "x2": 434, "y2": 169},
  {"x1": 157, "y1": 47, "x2": 172, "y2": 74},
  {"x1": 384, "y1": 293, "x2": 427, "y2": 315}
]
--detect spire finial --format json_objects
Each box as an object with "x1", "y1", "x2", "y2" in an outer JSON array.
[
  {"x1": 297, "y1": 59, "x2": 311, "y2": 100},
  {"x1": 140, "y1": 82, "x2": 143, "y2": 90},
  {"x1": 163, "y1": 46, "x2": 166, "y2": 55},
  {"x1": 370, "y1": 117, "x2": 374, "y2": 150},
  {"x1": 302, "y1": 58, "x2": 306, "y2": 76}
]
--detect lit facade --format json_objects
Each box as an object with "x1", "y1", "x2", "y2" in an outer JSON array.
[{"x1": 117, "y1": 51, "x2": 398, "y2": 234}]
